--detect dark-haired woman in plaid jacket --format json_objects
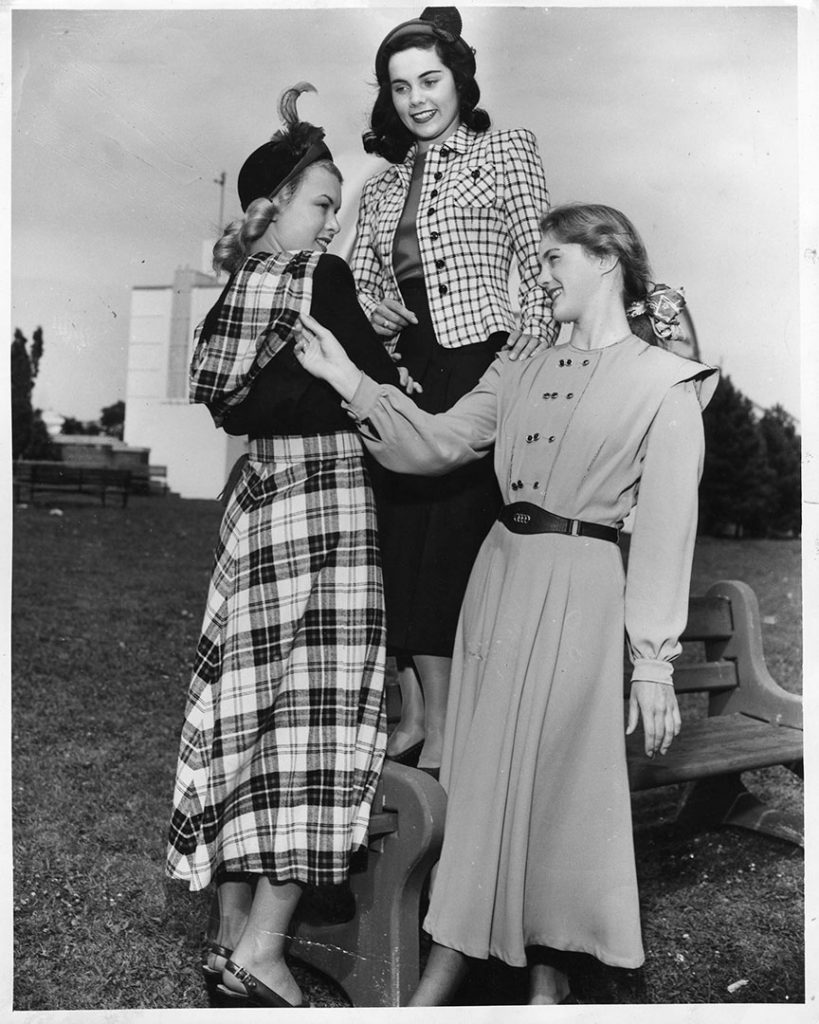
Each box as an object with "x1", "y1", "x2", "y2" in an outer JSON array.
[{"x1": 351, "y1": 8, "x2": 558, "y2": 774}]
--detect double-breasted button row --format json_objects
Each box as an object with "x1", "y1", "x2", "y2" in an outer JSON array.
[
  {"x1": 525, "y1": 432, "x2": 556, "y2": 443},
  {"x1": 558, "y1": 357, "x2": 591, "y2": 367}
]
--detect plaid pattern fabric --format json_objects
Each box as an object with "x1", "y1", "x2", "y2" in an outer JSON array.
[
  {"x1": 189, "y1": 249, "x2": 321, "y2": 426},
  {"x1": 350, "y1": 124, "x2": 559, "y2": 352},
  {"x1": 166, "y1": 432, "x2": 387, "y2": 890}
]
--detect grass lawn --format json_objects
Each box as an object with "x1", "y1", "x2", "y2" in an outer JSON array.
[{"x1": 11, "y1": 495, "x2": 804, "y2": 1009}]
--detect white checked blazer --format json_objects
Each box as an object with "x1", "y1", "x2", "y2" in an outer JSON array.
[{"x1": 350, "y1": 123, "x2": 558, "y2": 352}]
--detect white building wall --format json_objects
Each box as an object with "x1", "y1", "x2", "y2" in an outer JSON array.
[{"x1": 124, "y1": 280, "x2": 246, "y2": 500}]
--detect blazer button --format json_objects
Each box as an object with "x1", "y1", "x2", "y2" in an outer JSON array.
[
  {"x1": 434, "y1": 171, "x2": 443, "y2": 181},
  {"x1": 439, "y1": 284, "x2": 448, "y2": 296},
  {"x1": 435, "y1": 258, "x2": 445, "y2": 269},
  {"x1": 471, "y1": 168, "x2": 480, "y2": 179},
  {"x1": 430, "y1": 231, "x2": 440, "y2": 240},
  {"x1": 428, "y1": 207, "x2": 436, "y2": 216},
  {"x1": 441, "y1": 147, "x2": 450, "y2": 157},
  {"x1": 548, "y1": 436, "x2": 556, "y2": 443},
  {"x1": 559, "y1": 359, "x2": 564, "y2": 366},
  {"x1": 582, "y1": 359, "x2": 590, "y2": 365},
  {"x1": 566, "y1": 393, "x2": 574, "y2": 399},
  {"x1": 551, "y1": 392, "x2": 558, "y2": 399},
  {"x1": 542, "y1": 393, "x2": 551, "y2": 400},
  {"x1": 430, "y1": 189, "x2": 439, "y2": 199}
]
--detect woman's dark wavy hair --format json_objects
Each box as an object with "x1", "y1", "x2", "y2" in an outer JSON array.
[
  {"x1": 363, "y1": 32, "x2": 490, "y2": 163},
  {"x1": 540, "y1": 203, "x2": 660, "y2": 345}
]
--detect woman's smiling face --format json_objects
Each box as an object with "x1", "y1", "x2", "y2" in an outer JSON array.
[
  {"x1": 538, "y1": 233, "x2": 603, "y2": 323},
  {"x1": 388, "y1": 46, "x2": 461, "y2": 152},
  {"x1": 267, "y1": 164, "x2": 342, "y2": 254}
]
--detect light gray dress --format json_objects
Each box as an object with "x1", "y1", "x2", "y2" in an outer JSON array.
[{"x1": 343, "y1": 335, "x2": 718, "y2": 968}]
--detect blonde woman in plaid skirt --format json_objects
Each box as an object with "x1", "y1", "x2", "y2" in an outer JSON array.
[
  {"x1": 166, "y1": 86, "x2": 403, "y2": 1009},
  {"x1": 351, "y1": 8, "x2": 559, "y2": 775}
]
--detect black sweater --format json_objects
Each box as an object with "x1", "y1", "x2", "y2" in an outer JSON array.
[{"x1": 222, "y1": 254, "x2": 400, "y2": 438}]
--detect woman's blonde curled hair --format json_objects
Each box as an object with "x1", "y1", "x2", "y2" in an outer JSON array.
[{"x1": 212, "y1": 196, "x2": 278, "y2": 275}]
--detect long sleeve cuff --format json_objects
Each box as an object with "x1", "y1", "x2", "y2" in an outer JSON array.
[
  {"x1": 357, "y1": 292, "x2": 378, "y2": 319},
  {"x1": 630, "y1": 658, "x2": 674, "y2": 687},
  {"x1": 342, "y1": 373, "x2": 382, "y2": 422}
]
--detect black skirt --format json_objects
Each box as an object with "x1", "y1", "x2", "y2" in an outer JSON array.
[{"x1": 371, "y1": 277, "x2": 505, "y2": 657}]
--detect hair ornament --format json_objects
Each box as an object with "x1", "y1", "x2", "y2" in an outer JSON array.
[
  {"x1": 627, "y1": 284, "x2": 686, "y2": 343},
  {"x1": 374, "y1": 6, "x2": 474, "y2": 83}
]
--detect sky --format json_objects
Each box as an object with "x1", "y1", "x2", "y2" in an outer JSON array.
[{"x1": 9, "y1": 2, "x2": 809, "y2": 425}]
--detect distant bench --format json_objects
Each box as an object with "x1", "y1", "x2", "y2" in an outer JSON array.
[
  {"x1": 288, "y1": 578, "x2": 802, "y2": 1007},
  {"x1": 13, "y1": 460, "x2": 131, "y2": 507},
  {"x1": 129, "y1": 464, "x2": 169, "y2": 496}
]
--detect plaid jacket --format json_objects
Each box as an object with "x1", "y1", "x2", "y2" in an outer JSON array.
[
  {"x1": 189, "y1": 249, "x2": 320, "y2": 426},
  {"x1": 350, "y1": 123, "x2": 558, "y2": 352}
]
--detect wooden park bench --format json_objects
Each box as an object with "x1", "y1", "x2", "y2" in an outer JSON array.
[
  {"x1": 13, "y1": 460, "x2": 132, "y2": 508},
  {"x1": 288, "y1": 577, "x2": 802, "y2": 1007},
  {"x1": 128, "y1": 464, "x2": 169, "y2": 496}
]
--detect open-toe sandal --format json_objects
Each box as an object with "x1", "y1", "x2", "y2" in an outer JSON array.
[{"x1": 202, "y1": 942, "x2": 247, "y2": 1007}]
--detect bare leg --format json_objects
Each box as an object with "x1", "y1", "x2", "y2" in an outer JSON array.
[
  {"x1": 207, "y1": 877, "x2": 253, "y2": 972},
  {"x1": 528, "y1": 963, "x2": 571, "y2": 1004},
  {"x1": 221, "y1": 878, "x2": 304, "y2": 1006},
  {"x1": 408, "y1": 941, "x2": 470, "y2": 1006},
  {"x1": 386, "y1": 662, "x2": 426, "y2": 757},
  {"x1": 413, "y1": 654, "x2": 452, "y2": 769}
]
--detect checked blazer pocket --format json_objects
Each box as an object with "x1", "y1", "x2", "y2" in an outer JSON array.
[{"x1": 452, "y1": 164, "x2": 497, "y2": 207}]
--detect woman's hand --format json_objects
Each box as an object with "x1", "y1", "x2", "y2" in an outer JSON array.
[
  {"x1": 294, "y1": 314, "x2": 363, "y2": 402},
  {"x1": 505, "y1": 328, "x2": 547, "y2": 361},
  {"x1": 370, "y1": 298, "x2": 418, "y2": 338},
  {"x1": 626, "y1": 680, "x2": 681, "y2": 757},
  {"x1": 397, "y1": 364, "x2": 423, "y2": 395}
]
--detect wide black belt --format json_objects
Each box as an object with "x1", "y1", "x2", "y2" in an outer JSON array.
[{"x1": 498, "y1": 502, "x2": 620, "y2": 544}]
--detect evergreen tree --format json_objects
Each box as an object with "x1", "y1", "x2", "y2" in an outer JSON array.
[
  {"x1": 699, "y1": 374, "x2": 776, "y2": 537},
  {"x1": 11, "y1": 329, "x2": 34, "y2": 459},
  {"x1": 11, "y1": 327, "x2": 47, "y2": 459},
  {"x1": 758, "y1": 404, "x2": 801, "y2": 536},
  {"x1": 100, "y1": 400, "x2": 125, "y2": 439}
]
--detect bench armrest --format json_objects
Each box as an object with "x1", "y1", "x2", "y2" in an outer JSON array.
[{"x1": 705, "y1": 580, "x2": 802, "y2": 730}]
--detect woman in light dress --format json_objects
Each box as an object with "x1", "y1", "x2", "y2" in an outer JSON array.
[{"x1": 295, "y1": 202, "x2": 718, "y2": 1004}]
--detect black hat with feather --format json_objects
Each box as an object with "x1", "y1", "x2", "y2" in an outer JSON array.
[{"x1": 237, "y1": 83, "x2": 332, "y2": 212}]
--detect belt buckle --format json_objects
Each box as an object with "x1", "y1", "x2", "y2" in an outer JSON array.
[{"x1": 569, "y1": 519, "x2": 581, "y2": 537}]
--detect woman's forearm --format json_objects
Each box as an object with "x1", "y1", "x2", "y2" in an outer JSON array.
[{"x1": 326, "y1": 362, "x2": 364, "y2": 403}]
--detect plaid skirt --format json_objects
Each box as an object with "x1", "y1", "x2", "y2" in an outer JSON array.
[{"x1": 166, "y1": 431, "x2": 387, "y2": 890}]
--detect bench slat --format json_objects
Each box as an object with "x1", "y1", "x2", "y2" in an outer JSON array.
[
  {"x1": 627, "y1": 714, "x2": 803, "y2": 791},
  {"x1": 670, "y1": 660, "x2": 737, "y2": 694},
  {"x1": 621, "y1": 659, "x2": 737, "y2": 698}
]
